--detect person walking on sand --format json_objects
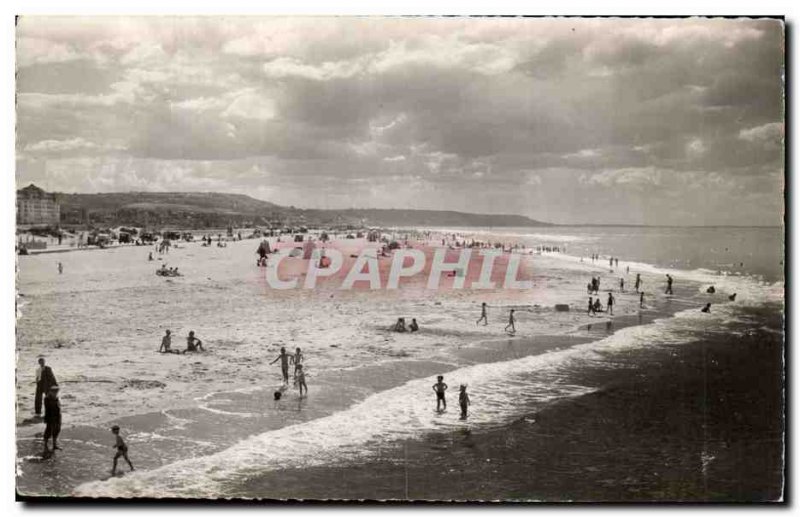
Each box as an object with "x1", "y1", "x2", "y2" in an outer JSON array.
[
  {"x1": 607, "y1": 292, "x2": 615, "y2": 315},
  {"x1": 43, "y1": 386, "x2": 62, "y2": 453},
  {"x1": 35, "y1": 357, "x2": 58, "y2": 416},
  {"x1": 476, "y1": 302, "x2": 488, "y2": 326},
  {"x1": 432, "y1": 375, "x2": 448, "y2": 412},
  {"x1": 504, "y1": 309, "x2": 516, "y2": 334},
  {"x1": 640, "y1": 291, "x2": 645, "y2": 308},
  {"x1": 271, "y1": 346, "x2": 290, "y2": 384},
  {"x1": 459, "y1": 384, "x2": 470, "y2": 419},
  {"x1": 185, "y1": 331, "x2": 204, "y2": 352},
  {"x1": 665, "y1": 274, "x2": 674, "y2": 295},
  {"x1": 296, "y1": 364, "x2": 308, "y2": 397},
  {"x1": 110, "y1": 425, "x2": 135, "y2": 475}
]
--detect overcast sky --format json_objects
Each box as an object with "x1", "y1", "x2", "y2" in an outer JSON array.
[{"x1": 16, "y1": 17, "x2": 784, "y2": 225}]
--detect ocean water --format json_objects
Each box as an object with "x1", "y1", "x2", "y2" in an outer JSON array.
[
  {"x1": 64, "y1": 226, "x2": 785, "y2": 499},
  {"x1": 433, "y1": 225, "x2": 784, "y2": 283}
]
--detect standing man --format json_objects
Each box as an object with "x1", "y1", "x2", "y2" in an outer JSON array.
[
  {"x1": 665, "y1": 274, "x2": 674, "y2": 295},
  {"x1": 607, "y1": 292, "x2": 615, "y2": 315},
  {"x1": 35, "y1": 357, "x2": 58, "y2": 416},
  {"x1": 635, "y1": 273, "x2": 642, "y2": 293}
]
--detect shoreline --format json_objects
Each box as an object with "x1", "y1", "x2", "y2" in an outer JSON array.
[
  {"x1": 225, "y1": 307, "x2": 784, "y2": 501},
  {"x1": 15, "y1": 233, "x2": 775, "y2": 497}
]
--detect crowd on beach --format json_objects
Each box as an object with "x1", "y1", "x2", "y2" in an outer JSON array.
[{"x1": 30, "y1": 229, "x2": 735, "y2": 479}]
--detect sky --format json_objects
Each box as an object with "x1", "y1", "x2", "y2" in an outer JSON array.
[{"x1": 15, "y1": 16, "x2": 784, "y2": 225}]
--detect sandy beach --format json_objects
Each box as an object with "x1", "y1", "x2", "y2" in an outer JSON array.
[{"x1": 15, "y1": 228, "x2": 782, "y2": 499}]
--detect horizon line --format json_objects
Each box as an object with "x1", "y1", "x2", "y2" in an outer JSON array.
[{"x1": 27, "y1": 188, "x2": 782, "y2": 229}]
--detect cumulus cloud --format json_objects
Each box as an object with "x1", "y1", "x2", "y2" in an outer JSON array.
[{"x1": 15, "y1": 16, "x2": 785, "y2": 225}]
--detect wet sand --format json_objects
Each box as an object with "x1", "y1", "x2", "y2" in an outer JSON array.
[
  {"x1": 227, "y1": 308, "x2": 784, "y2": 502},
  {"x1": 16, "y1": 234, "x2": 765, "y2": 498}
]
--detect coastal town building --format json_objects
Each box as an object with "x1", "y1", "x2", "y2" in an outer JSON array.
[{"x1": 17, "y1": 184, "x2": 60, "y2": 225}]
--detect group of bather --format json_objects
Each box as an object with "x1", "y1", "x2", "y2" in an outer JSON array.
[
  {"x1": 156, "y1": 264, "x2": 182, "y2": 277},
  {"x1": 393, "y1": 317, "x2": 420, "y2": 332},
  {"x1": 158, "y1": 329, "x2": 205, "y2": 354}
]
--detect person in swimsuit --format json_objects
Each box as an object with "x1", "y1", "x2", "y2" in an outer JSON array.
[
  {"x1": 409, "y1": 318, "x2": 419, "y2": 332},
  {"x1": 111, "y1": 425, "x2": 135, "y2": 475},
  {"x1": 640, "y1": 291, "x2": 645, "y2": 308},
  {"x1": 271, "y1": 347, "x2": 290, "y2": 384},
  {"x1": 476, "y1": 302, "x2": 488, "y2": 326},
  {"x1": 432, "y1": 375, "x2": 448, "y2": 412},
  {"x1": 296, "y1": 364, "x2": 308, "y2": 397},
  {"x1": 665, "y1": 274, "x2": 674, "y2": 295},
  {"x1": 393, "y1": 318, "x2": 407, "y2": 332},
  {"x1": 701, "y1": 303, "x2": 711, "y2": 313},
  {"x1": 607, "y1": 292, "x2": 615, "y2": 315},
  {"x1": 459, "y1": 384, "x2": 470, "y2": 419},
  {"x1": 158, "y1": 329, "x2": 178, "y2": 353},
  {"x1": 43, "y1": 386, "x2": 61, "y2": 453},
  {"x1": 185, "y1": 331, "x2": 204, "y2": 352},
  {"x1": 291, "y1": 347, "x2": 304, "y2": 382},
  {"x1": 504, "y1": 309, "x2": 516, "y2": 334}
]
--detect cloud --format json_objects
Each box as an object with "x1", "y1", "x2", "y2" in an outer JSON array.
[
  {"x1": 739, "y1": 122, "x2": 783, "y2": 148},
  {"x1": 23, "y1": 137, "x2": 124, "y2": 154},
  {"x1": 14, "y1": 17, "x2": 785, "y2": 225}
]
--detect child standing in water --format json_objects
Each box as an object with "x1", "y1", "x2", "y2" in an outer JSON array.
[
  {"x1": 432, "y1": 375, "x2": 448, "y2": 412},
  {"x1": 459, "y1": 384, "x2": 470, "y2": 419},
  {"x1": 291, "y1": 347, "x2": 304, "y2": 383},
  {"x1": 110, "y1": 425, "x2": 135, "y2": 475},
  {"x1": 296, "y1": 364, "x2": 308, "y2": 397}
]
